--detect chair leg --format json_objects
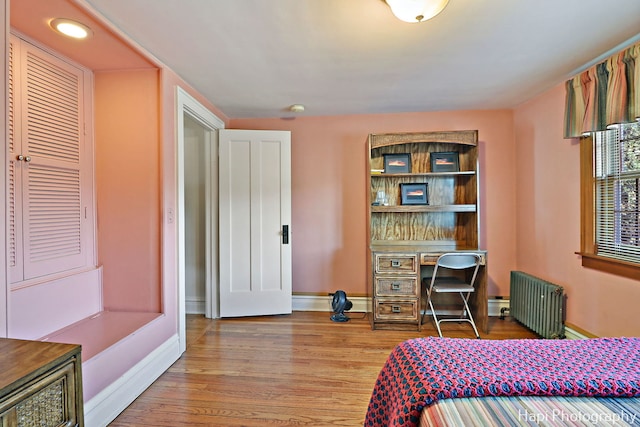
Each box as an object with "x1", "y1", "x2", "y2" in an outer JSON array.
[
  {"x1": 421, "y1": 285, "x2": 433, "y2": 331},
  {"x1": 431, "y1": 292, "x2": 480, "y2": 339},
  {"x1": 428, "y1": 298, "x2": 443, "y2": 337},
  {"x1": 460, "y1": 292, "x2": 480, "y2": 339}
]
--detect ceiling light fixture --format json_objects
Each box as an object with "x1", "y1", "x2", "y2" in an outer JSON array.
[
  {"x1": 49, "y1": 18, "x2": 92, "y2": 39},
  {"x1": 289, "y1": 104, "x2": 305, "y2": 113},
  {"x1": 384, "y1": 0, "x2": 450, "y2": 23}
]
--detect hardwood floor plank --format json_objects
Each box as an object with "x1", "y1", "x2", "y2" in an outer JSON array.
[{"x1": 109, "y1": 311, "x2": 538, "y2": 426}]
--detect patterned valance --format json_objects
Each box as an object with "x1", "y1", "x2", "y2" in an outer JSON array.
[{"x1": 564, "y1": 42, "x2": 639, "y2": 138}]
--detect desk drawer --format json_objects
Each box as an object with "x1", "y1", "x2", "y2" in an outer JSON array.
[
  {"x1": 374, "y1": 253, "x2": 418, "y2": 274},
  {"x1": 374, "y1": 299, "x2": 418, "y2": 321},
  {"x1": 375, "y1": 276, "x2": 418, "y2": 297},
  {"x1": 420, "y1": 254, "x2": 440, "y2": 265},
  {"x1": 420, "y1": 252, "x2": 486, "y2": 265}
]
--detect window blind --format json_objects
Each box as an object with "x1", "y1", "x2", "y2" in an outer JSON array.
[{"x1": 594, "y1": 121, "x2": 640, "y2": 263}]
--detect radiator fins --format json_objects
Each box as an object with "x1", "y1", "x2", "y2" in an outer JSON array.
[{"x1": 509, "y1": 271, "x2": 565, "y2": 339}]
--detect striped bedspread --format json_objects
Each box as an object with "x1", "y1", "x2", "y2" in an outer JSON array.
[
  {"x1": 420, "y1": 396, "x2": 640, "y2": 426},
  {"x1": 364, "y1": 337, "x2": 640, "y2": 427}
]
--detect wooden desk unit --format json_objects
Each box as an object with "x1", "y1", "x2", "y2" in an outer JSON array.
[
  {"x1": 366, "y1": 130, "x2": 486, "y2": 333},
  {"x1": 0, "y1": 339, "x2": 83, "y2": 427},
  {"x1": 370, "y1": 244, "x2": 487, "y2": 332}
]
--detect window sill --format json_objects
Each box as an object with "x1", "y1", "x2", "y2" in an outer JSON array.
[{"x1": 577, "y1": 252, "x2": 640, "y2": 281}]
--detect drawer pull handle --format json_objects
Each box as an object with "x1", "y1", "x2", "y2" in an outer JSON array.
[
  {"x1": 391, "y1": 260, "x2": 401, "y2": 268},
  {"x1": 391, "y1": 305, "x2": 401, "y2": 313},
  {"x1": 391, "y1": 283, "x2": 401, "y2": 291}
]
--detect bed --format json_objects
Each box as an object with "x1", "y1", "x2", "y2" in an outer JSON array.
[{"x1": 365, "y1": 337, "x2": 640, "y2": 426}]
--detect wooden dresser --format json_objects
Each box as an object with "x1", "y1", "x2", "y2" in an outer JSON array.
[{"x1": 0, "y1": 339, "x2": 83, "y2": 427}]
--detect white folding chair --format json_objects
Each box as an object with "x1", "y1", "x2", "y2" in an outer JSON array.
[{"x1": 421, "y1": 253, "x2": 481, "y2": 338}]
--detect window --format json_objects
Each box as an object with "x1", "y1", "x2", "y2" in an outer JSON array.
[{"x1": 580, "y1": 121, "x2": 640, "y2": 279}]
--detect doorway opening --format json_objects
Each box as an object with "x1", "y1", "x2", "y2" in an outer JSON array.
[{"x1": 176, "y1": 87, "x2": 224, "y2": 353}]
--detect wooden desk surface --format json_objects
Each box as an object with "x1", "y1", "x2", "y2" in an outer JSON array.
[{"x1": 370, "y1": 241, "x2": 487, "y2": 265}]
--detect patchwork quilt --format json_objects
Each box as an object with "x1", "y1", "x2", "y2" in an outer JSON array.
[{"x1": 364, "y1": 337, "x2": 640, "y2": 427}]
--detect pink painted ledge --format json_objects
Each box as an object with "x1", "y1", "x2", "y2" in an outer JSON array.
[{"x1": 40, "y1": 311, "x2": 162, "y2": 361}]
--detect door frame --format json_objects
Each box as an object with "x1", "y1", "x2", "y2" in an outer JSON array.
[{"x1": 176, "y1": 87, "x2": 224, "y2": 353}]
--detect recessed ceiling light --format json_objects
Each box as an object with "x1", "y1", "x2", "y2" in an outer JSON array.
[{"x1": 50, "y1": 18, "x2": 92, "y2": 39}]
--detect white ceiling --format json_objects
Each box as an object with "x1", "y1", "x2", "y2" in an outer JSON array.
[{"x1": 82, "y1": 0, "x2": 640, "y2": 119}]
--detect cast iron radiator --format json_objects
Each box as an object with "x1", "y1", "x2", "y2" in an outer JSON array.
[{"x1": 507, "y1": 271, "x2": 565, "y2": 339}]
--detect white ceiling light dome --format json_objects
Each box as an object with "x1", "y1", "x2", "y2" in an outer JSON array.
[{"x1": 385, "y1": 0, "x2": 450, "y2": 23}]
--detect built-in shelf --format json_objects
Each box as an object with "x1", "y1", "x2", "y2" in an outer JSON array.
[
  {"x1": 371, "y1": 171, "x2": 476, "y2": 178},
  {"x1": 371, "y1": 204, "x2": 476, "y2": 213}
]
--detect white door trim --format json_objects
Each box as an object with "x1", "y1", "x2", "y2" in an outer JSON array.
[{"x1": 176, "y1": 87, "x2": 224, "y2": 353}]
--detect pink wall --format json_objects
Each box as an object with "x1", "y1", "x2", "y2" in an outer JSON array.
[
  {"x1": 94, "y1": 68, "x2": 228, "y2": 314},
  {"x1": 95, "y1": 69, "x2": 162, "y2": 312},
  {"x1": 3, "y1": 0, "x2": 234, "y2": 406},
  {"x1": 231, "y1": 111, "x2": 516, "y2": 297},
  {"x1": 514, "y1": 83, "x2": 640, "y2": 337}
]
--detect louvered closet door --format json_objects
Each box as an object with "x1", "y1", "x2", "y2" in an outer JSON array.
[
  {"x1": 8, "y1": 36, "x2": 24, "y2": 283},
  {"x1": 9, "y1": 36, "x2": 88, "y2": 282}
]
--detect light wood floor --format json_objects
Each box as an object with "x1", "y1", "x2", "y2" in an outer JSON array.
[{"x1": 109, "y1": 311, "x2": 538, "y2": 426}]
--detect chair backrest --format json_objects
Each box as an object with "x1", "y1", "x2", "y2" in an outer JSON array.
[
  {"x1": 437, "y1": 253, "x2": 480, "y2": 270},
  {"x1": 430, "y1": 252, "x2": 481, "y2": 288}
]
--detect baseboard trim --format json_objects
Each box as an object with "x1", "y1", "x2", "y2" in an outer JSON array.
[
  {"x1": 186, "y1": 297, "x2": 205, "y2": 314},
  {"x1": 563, "y1": 326, "x2": 590, "y2": 340},
  {"x1": 200, "y1": 294, "x2": 588, "y2": 339},
  {"x1": 293, "y1": 294, "x2": 369, "y2": 312},
  {"x1": 487, "y1": 298, "x2": 509, "y2": 317},
  {"x1": 293, "y1": 295, "x2": 589, "y2": 339},
  {"x1": 83, "y1": 335, "x2": 181, "y2": 427},
  {"x1": 293, "y1": 294, "x2": 508, "y2": 317}
]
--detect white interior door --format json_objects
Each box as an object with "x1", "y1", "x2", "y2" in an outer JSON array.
[{"x1": 219, "y1": 129, "x2": 292, "y2": 317}]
